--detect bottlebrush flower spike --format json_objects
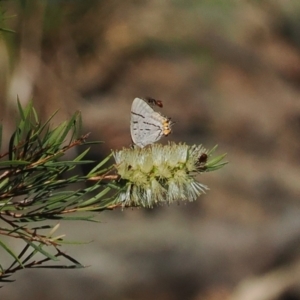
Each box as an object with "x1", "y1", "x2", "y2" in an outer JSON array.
[{"x1": 113, "y1": 143, "x2": 225, "y2": 208}]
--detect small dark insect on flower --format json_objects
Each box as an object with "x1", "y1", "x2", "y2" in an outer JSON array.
[
  {"x1": 144, "y1": 97, "x2": 163, "y2": 108},
  {"x1": 197, "y1": 153, "x2": 208, "y2": 171},
  {"x1": 198, "y1": 153, "x2": 208, "y2": 164}
]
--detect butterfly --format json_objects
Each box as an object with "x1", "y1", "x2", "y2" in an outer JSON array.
[{"x1": 130, "y1": 97, "x2": 173, "y2": 148}]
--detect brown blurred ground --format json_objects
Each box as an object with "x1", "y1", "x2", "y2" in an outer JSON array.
[{"x1": 1, "y1": 1, "x2": 300, "y2": 300}]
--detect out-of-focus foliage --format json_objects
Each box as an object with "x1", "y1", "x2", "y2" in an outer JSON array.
[{"x1": 0, "y1": 3, "x2": 14, "y2": 33}]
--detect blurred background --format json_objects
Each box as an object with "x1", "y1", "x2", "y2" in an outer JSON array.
[{"x1": 1, "y1": 0, "x2": 300, "y2": 299}]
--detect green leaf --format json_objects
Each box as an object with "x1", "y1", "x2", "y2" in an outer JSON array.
[
  {"x1": 24, "y1": 240, "x2": 59, "y2": 261},
  {"x1": 22, "y1": 129, "x2": 33, "y2": 157},
  {"x1": 207, "y1": 145, "x2": 218, "y2": 155},
  {"x1": 54, "y1": 215, "x2": 98, "y2": 222},
  {"x1": 79, "y1": 186, "x2": 111, "y2": 207},
  {"x1": 0, "y1": 240, "x2": 24, "y2": 268},
  {"x1": 73, "y1": 148, "x2": 90, "y2": 162},
  {"x1": 8, "y1": 243, "x2": 31, "y2": 269},
  {"x1": 31, "y1": 264, "x2": 84, "y2": 269},
  {"x1": 0, "y1": 178, "x2": 9, "y2": 189},
  {"x1": 17, "y1": 98, "x2": 26, "y2": 121},
  {"x1": 0, "y1": 199, "x2": 14, "y2": 212},
  {"x1": 56, "y1": 111, "x2": 80, "y2": 145},
  {"x1": 0, "y1": 28, "x2": 15, "y2": 33},
  {"x1": 8, "y1": 129, "x2": 19, "y2": 160},
  {"x1": 206, "y1": 153, "x2": 228, "y2": 171},
  {"x1": 55, "y1": 249, "x2": 83, "y2": 265},
  {"x1": 207, "y1": 153, "x2": 227, "y2": 166},
  {"x1": 45, "y1": 122, "x2": 67, "y2": 147},
  {"x1": 32, "y1": 109, "x2": 59, "y2": 139},
  {"x1": 88, "y1": 153, "x2": 112, "y2": 175},
  {"x1": 44, "y1": 160, "x2": 93, "y2": 167},
  {"x1": 0, "y1": 160, "x2": 31, "y2": 166},
  {"x1": 17, "y1": 100, "x2": 34, "y2": 137},
  {"x1": 32, "y1": 107, "x2": 39, "y2": 124}
]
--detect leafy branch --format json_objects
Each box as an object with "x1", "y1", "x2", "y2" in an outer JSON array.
[
  {"x1": 0, "y1": 100, "x2": 227, "y2": 285},
  {"x1": 0, "y1": 101, "x2": 120, "y2": 284}
]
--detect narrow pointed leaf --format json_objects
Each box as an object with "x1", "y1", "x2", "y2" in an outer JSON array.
[
  {"x1": 0, "y1": 28, "x2": 15, "y2": 33},
  {"x1": 73, "y1": 148, "x2": 90, "y2": 162},
  {"x1": 0, "y1": 160, "x2": 31, "y2": 166},
  {"x1": 0, "y1": 240, "x2": 24, "y2": 268},
  {"x1": 79, "y1": 187, "x2": 111, "y2": 207},
  {"x1": 24, "y1": 241, "x2": 58, "y2": 261},
  {"x1": 17, "y1": 98, "x2": 26, "y2": 121},
  {"x1": 56, "y1": 112, "x2": 79, "y2": 145},
  {"x1": 88, "y1": 153, "x2": 112, "y2": 175},
  {"x1": 32, "y1": 109, "x2": 59, "y2": 139}
]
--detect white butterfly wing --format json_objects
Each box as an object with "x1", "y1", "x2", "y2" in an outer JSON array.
[{"x1": 131, "y1": 98, "x2": 167, "y2": 148}]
